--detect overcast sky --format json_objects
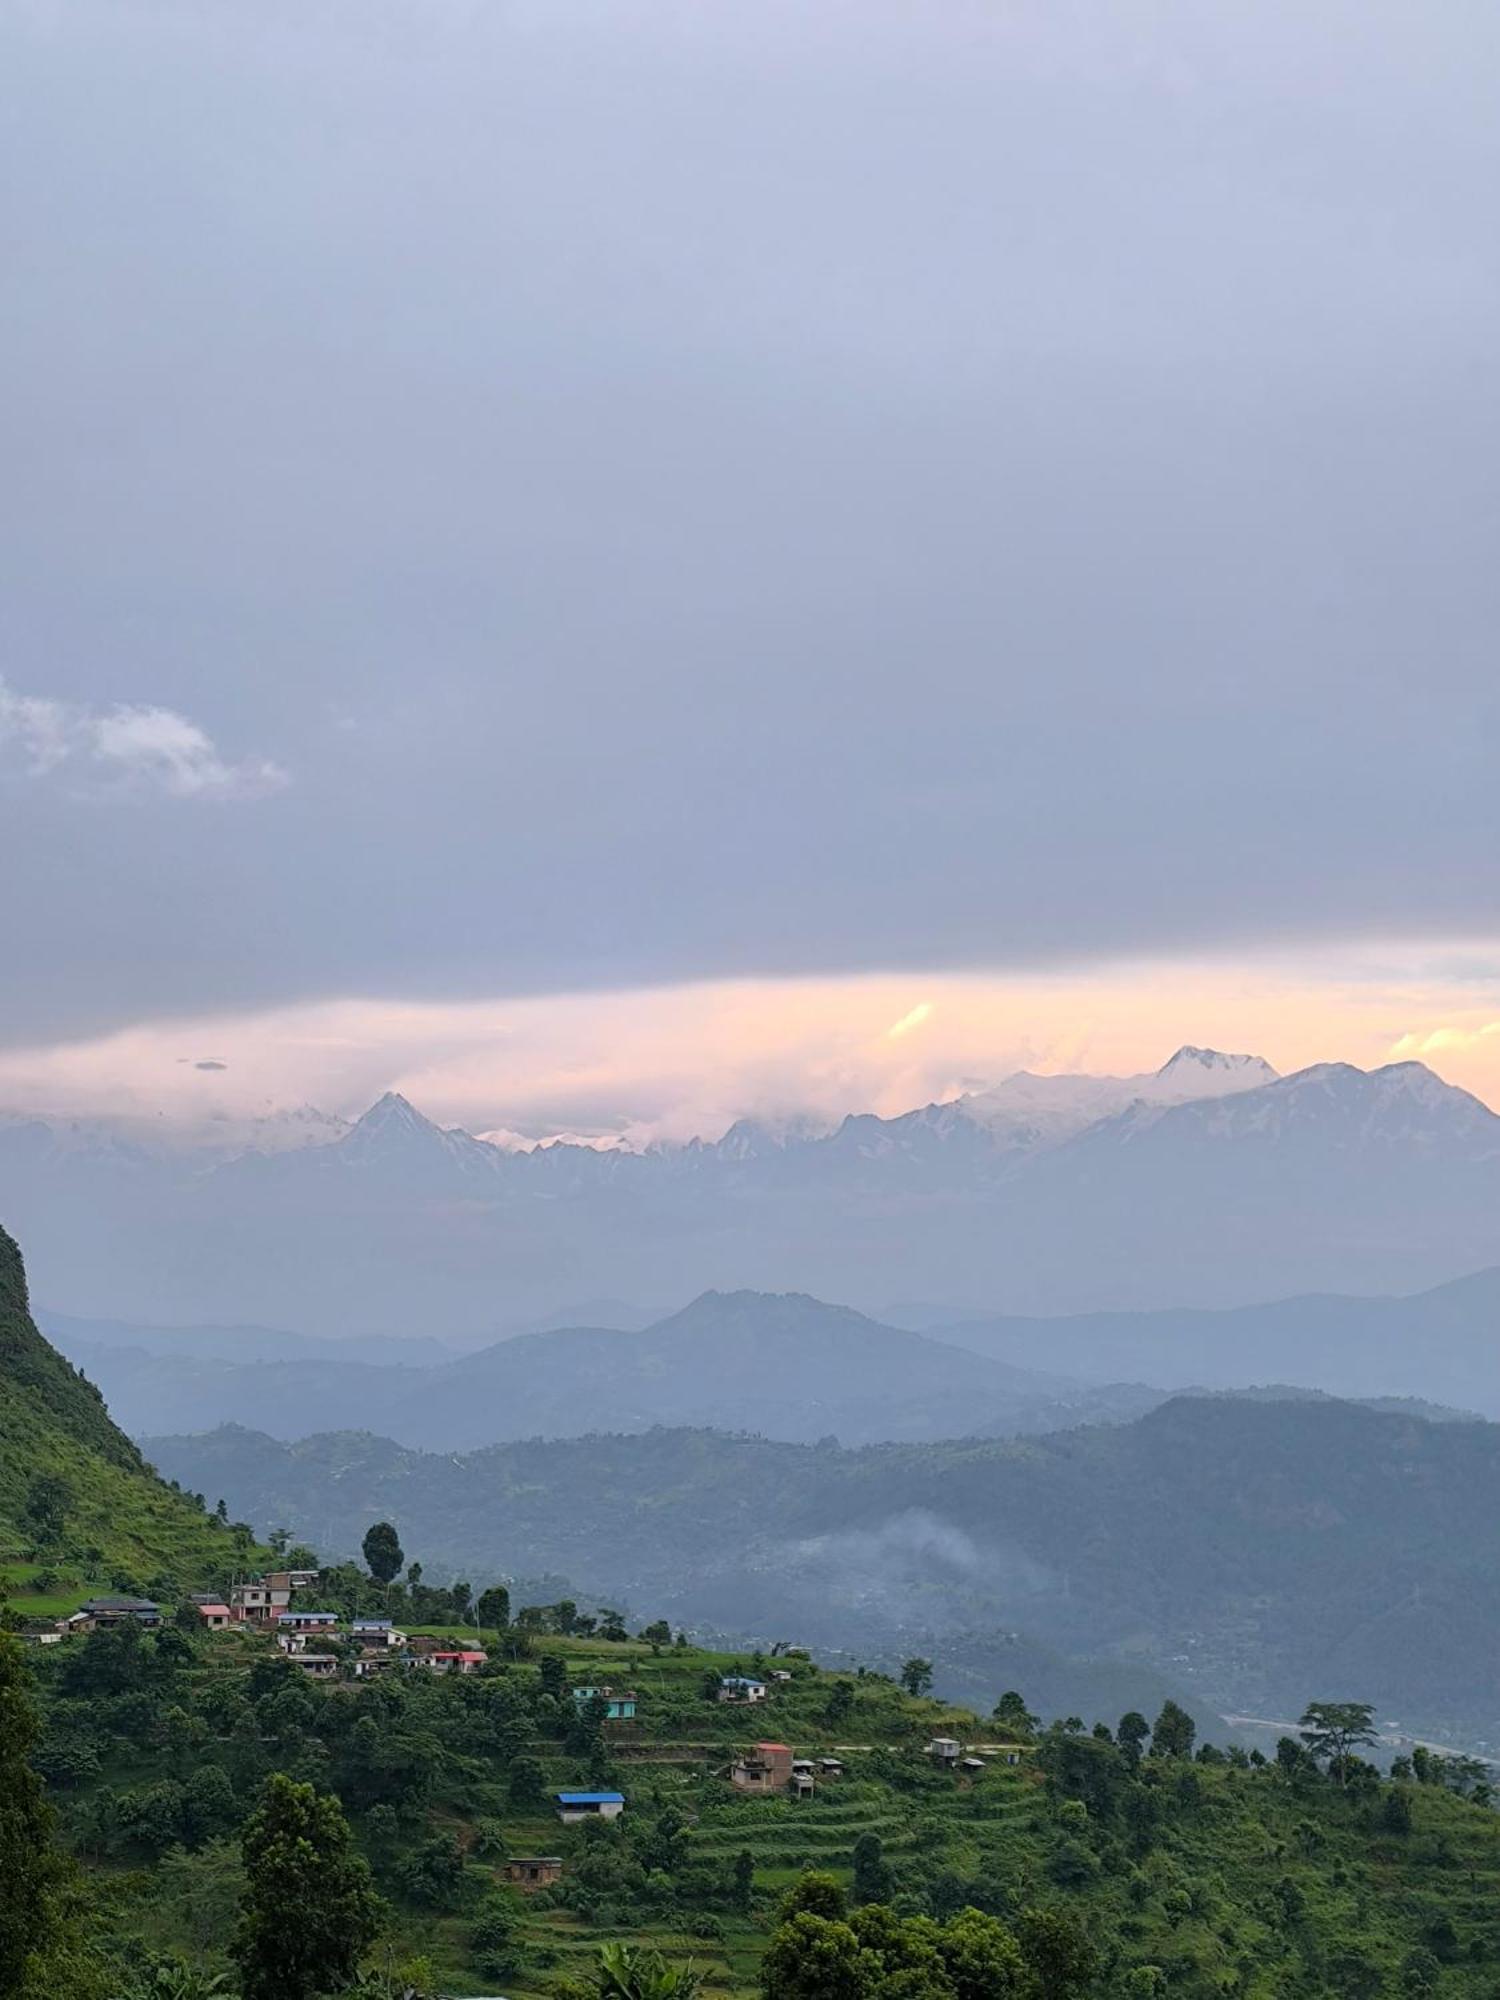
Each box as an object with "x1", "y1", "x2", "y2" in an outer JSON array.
[{"x1": 3, "y1": 1, "x2": 1498, "y2": 1131}]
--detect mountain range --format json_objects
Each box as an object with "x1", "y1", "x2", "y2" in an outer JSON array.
[
  {"x1": 7, "y1": 1045, "x2": 1500, "y2": 1334},
  {"x1": 44, "y1": 1291, "x2": 1163, "y2": 1449}
]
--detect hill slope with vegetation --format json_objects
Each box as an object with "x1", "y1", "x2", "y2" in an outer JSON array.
[
  {"x1": 147, "y1": 1397, "x2": 1500, "y2": 1742},
  {"x1": 0, "y1": 1223, "x2": 260, "y2": 1612},
  {"x1": 11, "y1": 1568, "x2": 1500, "y2": 2000}
]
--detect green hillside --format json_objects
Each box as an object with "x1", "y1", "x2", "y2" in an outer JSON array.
[
  {"x1": 21, "y1": 1602, "x2": 1500, "y2": 2000},
  {"x1": 0, "y1": 1224, "x2": 260, "y2": 1609},
  {"x1": 6, "y1": 1261, "x2": 1499, "y2": 1997}
]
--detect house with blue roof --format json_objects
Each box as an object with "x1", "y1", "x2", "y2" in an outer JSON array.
[{"x1": 555, "y1": 1790, "x2": 626, "y2": 1824}]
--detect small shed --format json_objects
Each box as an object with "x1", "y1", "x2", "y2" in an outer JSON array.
[
  {"x1": 195, "y1": 1603, "x2": 232, "y2": 1630},
  {"x1": 503, "y1": 1857, "x2": 564, "y2": 1892},
  {"x1": 926, "y1": 1736, "x2": 962, "y2": 1767}
]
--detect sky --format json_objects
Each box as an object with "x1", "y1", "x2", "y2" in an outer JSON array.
[{"x1": 2, "y1": 0, "x2": 1498, "y2": 1141}]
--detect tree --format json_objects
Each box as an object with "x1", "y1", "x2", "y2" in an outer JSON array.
[
  {"x1": 780, "y1": 1871, "x2": 848, "y2": 1922},
  {"x1": 760, "y1": 1913, "x2": 875, "y2": 2000},
  {"x1": 0, "y1": 1636, "x2": 61, "y2": 1995},
  {"x1": 641, "y1": 1620, "x2": 672, "y2": 1650},
  {"x1": 397, "y1": 1834, "x2": 466, "y2": 1910},
  {"x1": 851, "y1": 1832, "x2": 893, "y2": 1906},
  {"x1": 1298, "y1": 1701, "x2": 1378, "y2": 1786},
  {"x1": 1116, "y1": 1712, "x2": 1150, "y2": 1769},
  {"x1": 361, "y1": 1521, "x2": 404, "y2": 1586},
  {"x1": 231, "y1": 1774, "x2": 380, "y2": 2000},
  {"x1": 20, "y1": 1473, "x2": 71, "y2": 1548},
  {"x1": 1015, "y1": 1906, "x2": 1098, "y2": 2000},
  {"x1": 899, "y1": 1657, "x2": 935, "y2": 1698},
  {"x1": 732, "y1": 1849, "x2": 755, "y2": 1915},
  {"x1": 508, "y1": 1755, "x2": 547, "y2": 1807},
  {"x1": 476, "y1": 1585, "x2": 511, "y2": 1631},
  {"x1": 992, "y1": 1691, "x2": 1038, "y2": 1738},
  {"x1": 1150, "y1": 1700, "x2": 1195, "y2": 1759},
  {"x1": 938, "y1": 1908, "x2": 1029, "y2": 2000},
  {"x1": 540, "y1": 1653, "x2": 567, "y2": 1699},
  {"x1": 596, "y1": 1606, "x2": 629, "y2": 1643}
]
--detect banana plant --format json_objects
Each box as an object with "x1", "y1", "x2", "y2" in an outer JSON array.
[{"x1": 595, "y1": 1940, "x2": 703, "y2": 1999}]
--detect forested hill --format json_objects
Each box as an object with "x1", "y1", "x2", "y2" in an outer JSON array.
[
  {"x1": 0, "y1": 1223, "x2": 257, "y2": 1590},
  {"x1": 146, "y1": 1396, "x2": 1500, "y2": 1739}
]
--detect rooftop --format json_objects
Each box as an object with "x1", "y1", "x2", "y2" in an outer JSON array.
[{"x1": 556, "y1": 1791, "x2": 625, "y2": 1805}]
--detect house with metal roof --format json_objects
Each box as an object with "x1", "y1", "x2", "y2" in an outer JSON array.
[{"x1": 555, "y1": 1790, "x2": 625, "y2": 1824}]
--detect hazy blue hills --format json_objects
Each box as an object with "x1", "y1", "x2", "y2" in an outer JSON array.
[
  {"x1": 934, "y1": 1261, "x2": 1500, "y2": 1414},
  {"x1": 146, "y1": 1391, "x2": 1500, "y2": 1743},
  {"x1": 48, "y1": 1289, "x2": 1161, "y2": 1449},
  {"x1": 8, "y1": 1048, "x2": 1500, "y2": 1333}
]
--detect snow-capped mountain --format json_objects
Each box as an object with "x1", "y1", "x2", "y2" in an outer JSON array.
[
  {"x1": 952, "y1": 1045, "x2": 1279, "y2": 1147},
  {"x1": 4, "y1": 1051, "x2": 1500, "y2": 1336}
]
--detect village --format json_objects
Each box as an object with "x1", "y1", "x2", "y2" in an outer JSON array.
[{"x1": 23, "y1": 1568, "x2": 1028, "y2": 1858}]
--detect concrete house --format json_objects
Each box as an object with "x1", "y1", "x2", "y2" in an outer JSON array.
[
  {"x1": 926, "y1": 1736, "x2": 962, "y2": 1768},
  {"x1": 293, "y1": 1653, "x2": 340, "y2": 1680},
  {"x1": 264, "y1": 1569, "x2": 319, "y2": 1593},
  {"x1": 351, "y1": 1618, "x2": 402, "y2": 1648},
  {"x1": 424, "y1": 1648, "x2": 487, "y2": 1675},
  {"x1": 230, "y1": 1579, "x2": 291, "y2": 1625},
  {"x1": 350, "y1": 1654, "x2": 397, "y2": 1678},
  {"x1": 278, "y1": 1608, "x2": 340, "y2": 1632},
  {"x1": 555, "y1": 1790, "x2": 625, "y2": 1824},
  {"x1": 717, "y1": 1675, "x2": 768, "y2": 1704},
  {"x1": 572, "y1": 1685, "x2": 638, "y2": 1721},
  {"x1": 731, "y1": 1742, "x2": 795, "y2": 1793},
  {"x1": 195, "y1": 1602, "x2": 232, "y2": 1631},
  {"x1": 67, "y1": 1596, "x2": 161, "y2": 1632}
]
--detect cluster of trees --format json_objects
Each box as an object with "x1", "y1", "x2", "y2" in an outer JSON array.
[
  {"x1": 280, "y1": 1519, "x2": 680, "y2": 1653},
  {"x1": 759, "y1": 1872, "x2": 1096, "y2": 2000}
]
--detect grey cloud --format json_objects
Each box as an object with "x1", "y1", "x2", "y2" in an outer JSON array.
[
  {"x1": 0, "y1": 0, "x2": 1497, "y2": 1043},
  {"x1": 0, "y1": 676, "x2": 286, "y2": 802},
  {"x1": 194, "y1": 1060, "x2": 229, "y2": 1072}
]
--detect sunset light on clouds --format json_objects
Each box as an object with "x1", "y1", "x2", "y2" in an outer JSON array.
[{"x1": 5, "y1": 939, "x2": 1500, "y2": 1149}]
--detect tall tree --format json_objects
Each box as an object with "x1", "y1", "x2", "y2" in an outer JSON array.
[
  {"x1": 476, "y1": 1584, "x2": 511, "y2": 1631},
  {"x1": 992, "y1": 1691, "x2": 1038, "y2": 1737},
  {"x1": 361, "y1": 1521, "x2": 404, "y2": 1586},
  {"x1": 1116, "y1": 1712, "x2": 1150, "y2": 1769},
  {"x1": 231, "y1": 1775, "x2": 380, "y2": 2000},
  {"x1": 900, "y1": 1657, "x2": 935, "y2": 1698},
  {"x1": 1150, "y1": 1700, "x2": 1196, "y2": 1759},
  {"x1": 1298, "y1": 1701, "x2": 1378, "y2": 1785},
  {"x1": 0, "y1": 1635, "x2": 59, "y2": 1995}
]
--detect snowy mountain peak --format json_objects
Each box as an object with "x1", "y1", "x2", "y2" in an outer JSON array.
[
  {"x1": 352, "y1": 1091, "x2": 433, "y2": 1135},
  {"x1": 1156, "y1": 1046, "x2": 1279, "y2": 1086}
]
